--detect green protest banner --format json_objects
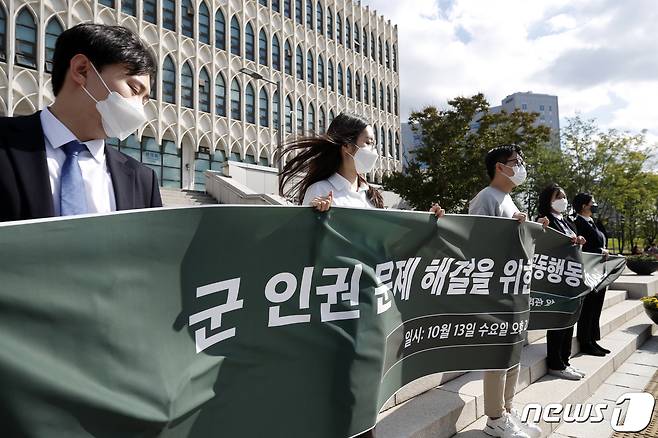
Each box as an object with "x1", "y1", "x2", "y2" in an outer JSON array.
[
  {"x1": 0, "y1": 207, "x2": 624, "y2": 437},
  {"x1": 528, "y1": 227, "x2": 627, "y2": 331}
]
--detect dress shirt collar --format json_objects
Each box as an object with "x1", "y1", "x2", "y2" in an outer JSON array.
[
  {"x1": 41, "y1": 107, "x2": 105, "y2": 163},
  {"x1": 328, "y1": 173, "x2": 369, "y2": 192}
]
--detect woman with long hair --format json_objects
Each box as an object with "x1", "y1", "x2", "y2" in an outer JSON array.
[
  {"x1": 279, "y1": 112, "x2": 444, "y2": 216},
  {"x1": 279, "y1": 113, "x2": 443, "y2": 438},
  {"x1": 537, "y1": 183, "x2": 587, "y2": 380}
]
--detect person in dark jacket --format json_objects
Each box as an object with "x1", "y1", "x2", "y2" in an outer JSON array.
[
  {"x1": 0, "y1": 24, "x2": 161, "y2": 222},
  {"x1": 573, "y1": 193, "x2": 610, "y2": 356},
  {"x1": 537, "y1": 184, "x2": 587, "y2": 380}
]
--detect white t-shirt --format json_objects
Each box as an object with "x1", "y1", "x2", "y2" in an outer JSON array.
[
  {"x1": 468, "y1": 186, "x2": 519, "y2": 218},
  {"x1": 302, "y1": 173, "x2": 373, "y2": 209}
]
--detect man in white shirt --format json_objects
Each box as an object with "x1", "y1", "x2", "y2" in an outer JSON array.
[{"x1": 0, "y1": 23, "x2": 161, "y2": 222}]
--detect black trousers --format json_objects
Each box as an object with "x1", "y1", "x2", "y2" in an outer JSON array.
[
  {"x1": 546, "y1": 326, "x2": 574, "y2": 370},
  {"x1": 577, "y1": 287, "x2": 607, "y2": 346}
]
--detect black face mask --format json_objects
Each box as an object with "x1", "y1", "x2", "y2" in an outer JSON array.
[{"x1": 590, "y1": 204, "x2": 599, "y2": 214}]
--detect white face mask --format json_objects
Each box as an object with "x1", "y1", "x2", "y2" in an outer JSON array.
[
  {"x1": 502, "y1": 163, "x2": 527, "y2": 186},
  {"x1": 347, "y1": 145, "x2": 379, "y2": 174},
  {"x1": 551, "y1": 198, "x2": 568, "y2": 213},
  {"x1": 82, "y1": 63, "x2": 147, "y2": 141}
]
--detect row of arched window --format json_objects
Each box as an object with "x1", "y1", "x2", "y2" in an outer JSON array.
[
  {"x1": 159, "y1": 56, "x2": 398, "y2": 120},
  {"x1": 95, "y1": 0, "x2": 398, "y2": 72},
  {"x1": 0, "y1": 5, "x2": 399, "y2": 116},
  {"x1": 0, "y1": 6, "x2": 64, "y2": 72}
]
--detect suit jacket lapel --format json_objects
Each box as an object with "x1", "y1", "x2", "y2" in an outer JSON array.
[
  {"x1": 7, "y1": 112, "x2": 55, "y2": 218},
  {"x1": 105, "y1": 145, "x2": 135, "y2": 210}
]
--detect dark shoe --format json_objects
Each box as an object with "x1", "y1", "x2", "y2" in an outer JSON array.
[
  {"x1": 593, "y1": 342, "x2": 610, "y2": 354},
  {"x1": 580, "y1": 344, "x2": 606, "y2": 356}
]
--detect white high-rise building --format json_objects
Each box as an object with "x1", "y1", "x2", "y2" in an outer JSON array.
[{"x1": 0, "y1": 0, "x2": 401, "y2": 192}]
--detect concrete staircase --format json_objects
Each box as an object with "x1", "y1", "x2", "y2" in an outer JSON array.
[
  {"x1": 160, "y1": 187, "x2": 218, "y2": 207},
  {"x1": 376, "y1": 275, "x2": 658, "y2": 438}
]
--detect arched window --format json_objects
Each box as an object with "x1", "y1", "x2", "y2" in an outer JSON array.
[
  {"x1": 199, "y1": 67, "x2": 211, "y2": 112},
  {"x1": 370, "y1": 32, "x2": 376, "y2": 59},
  {"x1": 231, "y1": 79, "x2": 242, "y2": 120},
  {"x1": 284, "y1": 40, "x2": 293, "y2": 75},
  {"x1": 163, "y1": 0, "x2": 175, "y2": 31},
  {"x1": 245, "y1": 23, "x2": 255, "y2": 61},
  {"x1": 354, "y1": 25, "x2": 360, "y2": 53},
  {"x1": 306, "y1": 51, "x2": 314, "y2": 84},
  {"x1": 259, "y1": 0, "x2": 268, "y2": 6},
  {"x1": 181, "y1": 0, "x2": 194, "y2": 38},
  {"x1": 284, "y1": 0, "x2": 292, "y2": 18},
  {"x1": 319, "y1": 107, "x2": 326, "y2": 133},
  {"x1": 395, "y1": 132, "x2": 400, "y2": 159},
  {"x1": 380, "y1": 127, "x2": 386, "y2": 156},
  {"x1": 215, "y1": 9, "x2": 226, "y2": 50},
  {"x1": 327, "y1": 8, "x2": 333, "y2": 39},
  {"x1": 372, "y1": 81, "x2": 377, "y2": 108},
  {"x1": 272, "y1": 34, "x2": 281, "y2": 71},
  {"x1": 45, "y1": 18, "x2": 63, "y2": 72},
  {"x1": 380, "y1": 83, "x2": 385, "y2": 110},
  {"x1": 362, "y1": 27, "x2": 368, "y2": 56},
  {"x1": 316, "y1": 2, "x2": 323, "y2": 34},
  {"x1": 199, "y1": 1, "x2": 210, "y2": 44},
  {"x1": 259, "y1": 29, "x2": 268, "y2": 65},
  {"x1": 15, "y1": 8, "x2": 37, "y2": 69},
  {"x1": 259, "y1": 88, "x2": 269, "y2": 127},
  {"x1": 181, "y1": 62, "x2": 194, "y2": 108},
  {"x1": 337, "y1": 63, "x2": 344, "y2": 95},
  {"x1": 363, "y1": 75, "x2": 369, "y2": 104},
  {"x1": 143, "y1": 0, "x2": 157, "y2": 24},
  {"x1": 355, "y1": 74, "x2": 361, "y2": 102},
  {"x1": 345, "y1": 19, "x2": 351, "y2": 49},
  {"x1": 394, "y1": 90, "x2": 399, "y2": 115},
  {"x1": 272, "y1": 0, "x2": 280, "y2": 12},
  {"x1": 373, "y1": 124, "x2": 378, "y2": 150},
  {"x1": 0, "y1": 5, "x2": 6, "y2": 62},
  {"x1": 295, "y1": 0, "x2": 303, "y2": 25},
  {"x1": 285, "y1": 96, "x2": 293, "y2": 133},
  {"x1": 336, "y1": 13, "x2": 342, "y2": 44},
  {"x1": 393, "y1": 44, "x2": 398, "y2": 72},
  {"x1": 317, "y1": 55, "x2": 325, "y2": 88},
  {"x1": 295, "y1": 45, "x2": 303, "y2": 78},
  {"x1": 346, "y1": 67, "x2": 352, "y2": 98},
  {"x1": 388, "y1": 129, "x2": 394, "y2": 157},
  {"x1": 246, "y1": 83, "x2": 256, "y2": 124},
  {"x1": 387, "y1": 86, "x2": 391, "y2": 113},
  {"x1": 329, "y1": 110, "x2": 335, "y2": 124},
  {"x1": 230, "y1": 16, "x2": 241, "y2": 55},
  {"x1": 273, "y1": 91, "x2": 280, "y2": 129},
  {"x1": 162, "y1": 56, "x2": 176, "y2": 103},
  {"x1": 378, "y1": 37, "x2": 383, "y2": 64},
  {"x1": 308, "y1": 103, "x2": 316, "y2": 133},
  {"x1": 122, "y1": 0, "x2": 136, "y2": 16},
  {"x1": 215, "y1": 73, "x2": 226, "y2": 116},
  {"x1": 386, "y1": 41, "x2": 391, "y2": 68},
  {"x1": 306, "y1": 0, "x2": 313, "y2": 27},
  {"x1": 328, "y1": 59, "x2": 334, "y2": 92},
  {"x1": 296, "y1": 99, "x2": 305, "y2": 135}
]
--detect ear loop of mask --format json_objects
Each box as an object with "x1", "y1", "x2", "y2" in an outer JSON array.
[{"x1": 81, "y1": 63, "x2": 112, "y2": 103}]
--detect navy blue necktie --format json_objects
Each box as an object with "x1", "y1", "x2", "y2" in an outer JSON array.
[{"x1": 60, "y1": 140, "x2": 88, "y2": 216}]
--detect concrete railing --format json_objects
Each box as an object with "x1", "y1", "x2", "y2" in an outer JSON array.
[{"x1": 204, "y1": 161, "x2": 287, "y2": 205}]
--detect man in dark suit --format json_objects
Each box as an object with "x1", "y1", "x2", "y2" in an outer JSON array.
[
  {"x1": 573, "y1": 193, "x2": 610, "y2": 356},
  {"x1": 0, "y1": 24, "x2": 161, "y2": 222}
]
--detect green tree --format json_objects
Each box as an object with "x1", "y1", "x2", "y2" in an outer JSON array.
[{"x1": 385, "y1": 94, "x2": 550, "y2": 212}]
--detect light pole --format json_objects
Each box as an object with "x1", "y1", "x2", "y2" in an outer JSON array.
[{"x1": 239, "y1": 67, "x2": 284, "y2": 185}]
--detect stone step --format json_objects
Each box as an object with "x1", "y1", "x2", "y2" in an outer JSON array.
[
  {"x1": 454, "y1": 314, "x2": 655, "y2": 438},
  {"x1": 375, "y1": 297, "x2": 647, "y2": 438},
  {"x1": 551, "y1": 336, "x2": 658, "y2": 438},
  {"x1": 381, "y1": 290, "x2": 631, "y2": 412},
  {"x1": 160, "y1": 188, "x2": 218, "y2": 206}
]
